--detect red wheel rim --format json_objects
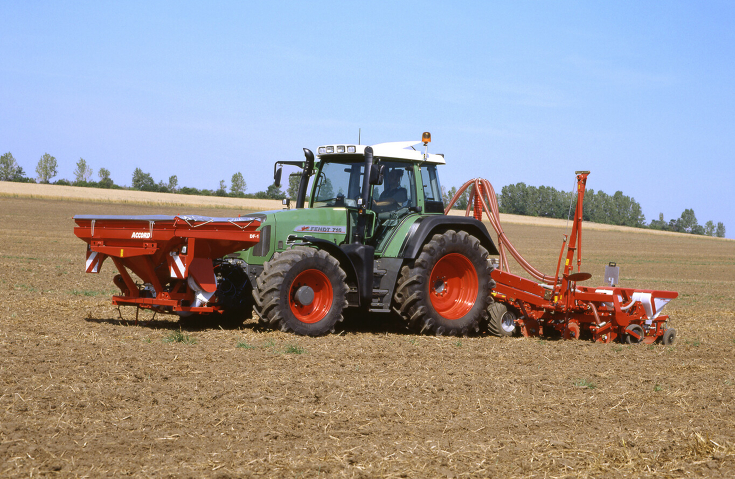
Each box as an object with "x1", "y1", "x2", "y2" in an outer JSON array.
[
  {"x1": 429, "y1": 253, "x2": 479, "y2": 320},
  {"x1": 289, "y1": 269, "x2": 333, "y2": 323}
]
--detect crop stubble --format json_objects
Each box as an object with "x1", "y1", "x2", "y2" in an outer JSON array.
[{"x1": 1, "y1": 197, "x2": 734, "y2": 478}]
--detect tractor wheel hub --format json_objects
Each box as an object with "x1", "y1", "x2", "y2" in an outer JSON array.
[{"x1": 294, "y1": 285, "x2": 315, "y2": 306}]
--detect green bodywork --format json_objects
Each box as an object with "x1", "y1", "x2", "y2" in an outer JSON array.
[
  {"x1": 228, "y1": 153, "x2": 493, "y2": 313},
  {"x1": 234, "y1": 158, "x2": 439, "y2": 265}
]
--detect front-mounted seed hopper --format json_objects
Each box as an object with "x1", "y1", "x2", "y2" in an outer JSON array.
[{"x1": 73, "y1": 215, "x2": 261, "y2": 315}]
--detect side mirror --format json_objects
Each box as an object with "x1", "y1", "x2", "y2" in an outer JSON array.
[
  {"x1": 368, "y1": 164, "x2": 384, "y2": 185},
  {"x1": 274, "y1": 166, "x2": 283, "y2": 188}
]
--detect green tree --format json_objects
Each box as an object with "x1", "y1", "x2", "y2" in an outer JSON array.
[
  {"x1": 704, "y1": 220, "x2": 715, "y2": 236},
  {"x1": 535, "y1": 185, "x2": 569, "y2": 218},
  {"x1": 73, "y1": 157, "x2": 93, "y2": 184},
  {"x1": 583, "y1": 189, "x2": 644, "y2": 226},
  {"x1": 132, "y1": 168, "x2": 156, "y2": 191},
  {"x1": 98, "y1": 167, "x2": 113, "y2": 188},
  {"x1": 168, "y1": 175, "x2": 178, "y2": 193},
  {"x1": 649, "y1": 213, "x2": 668, "y2": 231},
  {"x1": 230, "y1": 172, "x2": 246, "y2": 195},
  {"x1": 668, "y1": 217, "x2": 682, "y2": 232},
  {"x1": 266, "y1": 182, "x2": 286, "y2": 199},
  {"x1": 36, "y1": 153, "x2": 58, "y2": 183},
  {"x1": 498, "y1": 182, "x2": 531, "y2": 215},
  {"x1": 716, "y1": 222, "x2": 726, "y2": 238},
  {"x1": 443, "y1": 186, "x2": 470, "y2": 210},
  {"x1": 287, "y1": 173, "x2": 300, "y2": 199},
  {"x1": 315, "y1": 177, "x2": 334, "y2": 200},
  {"x1": 216, "y1": 180, "x2": 228, "y2": 196},
  {"x1": 0, "y1": 152, "x2": 23, "y2": 181},
  {"x1": 678, "y1": 208, "x2": 698, "y2": 233}
]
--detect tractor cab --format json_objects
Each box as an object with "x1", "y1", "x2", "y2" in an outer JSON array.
[{"x1": 292, "y1": 139, "x2": 446, "y2": 248}]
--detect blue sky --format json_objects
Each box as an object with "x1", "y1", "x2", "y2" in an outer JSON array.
[{"x1": 2, "y1": 1, "x2": 734, "y2": 237}]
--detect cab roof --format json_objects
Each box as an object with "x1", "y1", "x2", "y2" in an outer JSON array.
[{"x1": 315, "y1": 140, "x2": 445, "y2": 165}]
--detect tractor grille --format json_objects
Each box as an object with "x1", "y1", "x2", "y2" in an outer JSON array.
[{"x1": 252, "y1": 225, "x2": 271, "y2": 257}]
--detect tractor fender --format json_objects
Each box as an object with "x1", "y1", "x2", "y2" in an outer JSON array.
[
  {"x1": 296, "y1": 236, "x2": 373, "y2": 308},
  {"x1": 398, "y1": 215, "x2": 499, "y2": 259}
]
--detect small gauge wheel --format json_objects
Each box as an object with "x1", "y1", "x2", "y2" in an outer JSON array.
[{"x1": 662, "y1": 328, "x2": 677, "y2": 345}]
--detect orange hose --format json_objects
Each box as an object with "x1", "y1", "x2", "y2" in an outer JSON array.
[{"x1": 445, "y1": 178, "x2": 558, "y2": 285}]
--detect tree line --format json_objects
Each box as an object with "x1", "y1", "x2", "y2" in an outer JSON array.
[
  {"x1": 0, "y1": 151, "x2": 288, "y2": 199},
  {"x1": 442, "y1": 181, "x2": 726, "y2": 238},
  {"x1": 1, "y1": 151, "x2": 726, "y2": 237}
]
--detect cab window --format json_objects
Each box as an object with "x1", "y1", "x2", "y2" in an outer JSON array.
[
  {"x1": 371, "y1": 162, "x2": 416, "y2": 212},
  {"x1": 421, "y1": 164, "x2": 444, "y2": 213}
]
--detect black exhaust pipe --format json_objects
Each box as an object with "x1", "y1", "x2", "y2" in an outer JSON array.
[
  {"x1": 353, "y1": 146, "x2": 373, "y2": 244},
  {"x1": 296, "y1": 148, "x2": 314, "y2": 209}
]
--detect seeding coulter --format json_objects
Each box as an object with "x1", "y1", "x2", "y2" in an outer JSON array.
[{"x1": 445, "y1": 171, "x2": 678, "y2": 345}]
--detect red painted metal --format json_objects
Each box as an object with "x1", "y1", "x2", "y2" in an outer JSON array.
[
  {"x1": 289, "y1": 269, "x2": 333, "y2": 323},
  {"x1": 429, "y1": 253, "x2": 479, "y2": 319},
  {"x1": 73, "y1": 215, "x2": 261, "y2": 314},
  {"x1": 445, "y1": 172, "x2": 679, "y2": 344}
]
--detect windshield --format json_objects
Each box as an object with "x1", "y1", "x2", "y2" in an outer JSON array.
[{"x1": 312, "y1": 161, "x2": 364, "y2": 208}]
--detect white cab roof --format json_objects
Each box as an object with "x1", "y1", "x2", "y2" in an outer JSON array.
[{"x1": 316, "y1": 140, "x2": 445, "y2": 164}]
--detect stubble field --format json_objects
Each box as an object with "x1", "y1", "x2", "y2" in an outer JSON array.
[{"x1": 1, "y1": 196, "x2": 734, "y2": 478}]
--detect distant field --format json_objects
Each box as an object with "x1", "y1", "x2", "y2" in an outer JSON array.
[
  {"x1": 1, "y1": 196, "x2": 734, "y2": 477},
  {"x1": 0, "y1": 180, "x2": 282, "y2": 211},
  {"x1": 1, "y1": 180, "x2": 724, "y2": 241}
]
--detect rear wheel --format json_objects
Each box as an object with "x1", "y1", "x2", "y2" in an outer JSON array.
[
  {"x1": 253, "y1": 247, "x2": 348, "y2": 336},
  {"x1": 393, "y1": 230, "x2": 494, "y2": 336},
  {"x1": 487, "y1": 302, "x2": 517, "y2": 337}
]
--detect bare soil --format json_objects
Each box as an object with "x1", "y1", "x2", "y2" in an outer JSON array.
[{"x1": 1, "y1": 197, "x2": 734, "y2": 478}]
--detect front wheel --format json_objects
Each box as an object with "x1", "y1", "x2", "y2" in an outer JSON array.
[
  {"x1": 253, "y1": 247, "x2": 348, "y2": 336},
  {"x1": 393, "y1": 230, "x2": 494, "y2": 336}
]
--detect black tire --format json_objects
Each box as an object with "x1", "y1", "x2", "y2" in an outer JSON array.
[
  {"x1": 213, "y1": 260, "x2": 254, "y2": 327},
  {"x1": 253, "y1": 247, "x2": 348, "y2": 336},
  {"x1": 393, "y1": 230, "x2": 494, "y2": 336},
  {"x1": 625, "y1": 324, "x2": 645, "y2": 344},
  {"x1": 487, "y1": 302, "x2": 517, "y2": 337},
  {"x1": 662, "y1": 328, "x2": 676, "y2": 345}
]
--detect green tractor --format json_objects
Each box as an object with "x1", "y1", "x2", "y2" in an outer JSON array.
[{"x1": 219, "y1": 133, "x2": 499, "y2": 336}]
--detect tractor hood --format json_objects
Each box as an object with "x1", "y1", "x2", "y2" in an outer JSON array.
[{"x1": 232, "y1": 207, "x2": 353, "y2": 265}]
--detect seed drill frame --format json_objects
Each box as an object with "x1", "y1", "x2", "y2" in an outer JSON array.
[{"x1": 449, "y1": 171, "x2": 678, "y2": 344}]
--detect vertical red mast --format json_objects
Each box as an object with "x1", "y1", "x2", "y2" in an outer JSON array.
[{"x1": 562, "y1": 171, "x2": 590, "y2": 278}]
